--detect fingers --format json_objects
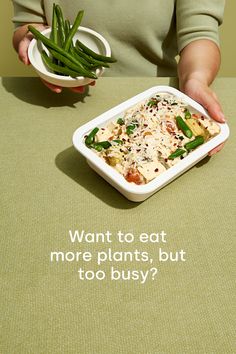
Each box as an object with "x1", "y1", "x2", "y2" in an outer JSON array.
[
  {"x1": 18, "y1": 35, "x2": 32, "y2": 65},
  {"x1": 69, "y1": 86, "x2": 85, "y2": 93},
  {"x1": 69, "y1": 81, "x2": 96, "y2": 93},
  {"x1": 183, "y1": 79, "x2": 226, "y2": 123},
  {"x1": 196, "y1": 88, "x2": 226, "y2": 123},
  {"x1": 208, "y1": 142, "x2": 225, "y2": 156},
  {"x1": 40, "y1": 79, "x2": 62, "y2": 93},
  {"x1": 40, "y1": 80, "x2": 95, "y2": 94},
  {"x1": 18, "y1": 24, "x2": 47, "y2": 65}
]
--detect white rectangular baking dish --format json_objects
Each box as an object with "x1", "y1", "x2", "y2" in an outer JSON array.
[{"x1": 72, "y1": 86, "x2": 229, "y2": 202}]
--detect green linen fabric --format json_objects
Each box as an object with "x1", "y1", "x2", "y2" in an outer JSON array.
[
  {"x1": 11, "y1": 0, "x2": 225, "y2": 76},
  {"x1": 0, "y1": 77, "x2": 235, "y2": 353}
]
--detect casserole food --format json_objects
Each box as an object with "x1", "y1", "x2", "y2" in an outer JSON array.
[{"x1": 73, "y1": 86, "x2": 229, "y2": 201}]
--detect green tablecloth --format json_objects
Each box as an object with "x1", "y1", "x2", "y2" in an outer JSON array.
[{"x1": 0, "y1": 77, "x2": 235, "y2": 354}]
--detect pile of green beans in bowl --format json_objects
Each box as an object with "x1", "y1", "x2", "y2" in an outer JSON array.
[{"x1": 28, "y1": 4, "x2": 116, "y2": 79}]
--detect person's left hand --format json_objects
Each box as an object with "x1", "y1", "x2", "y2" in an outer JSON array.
[
  {"x1": 41, "y1": 79, "x2": 96, "y2": 93},
  {"x1": 181, "y1": 78, "x2": 226, "y2": 156}
]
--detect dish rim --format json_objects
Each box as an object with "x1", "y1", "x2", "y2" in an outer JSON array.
[{"x1": 72, "y1": 85, "x2": 230, "y2": 195}]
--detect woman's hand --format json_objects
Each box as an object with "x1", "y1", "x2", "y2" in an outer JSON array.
[
  {"x1": 181, "y1": 78, "x2": 226, "y2": 156},
  {"x1": 13, "y1": 23, "x2": 47, "y2": 65},
  {"x1": 41, "y1": 78, "x2": 96, "y2": 94},
  {"x1": 178, "y1": 39, "x2": 227, "y2": 156},
  {"x1": 13, "y1": 23, "x2": 95, "y2": 93}
]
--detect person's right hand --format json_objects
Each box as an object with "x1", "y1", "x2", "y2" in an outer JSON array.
[
  {"x1": 14, "y1": 23, "x2": 96, "y2": 93},
  {"x1": 17, "y1": 24, "x2": 47, "y2": 66}
]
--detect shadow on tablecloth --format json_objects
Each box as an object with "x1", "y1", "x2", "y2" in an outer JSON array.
[
  {"x1": 1, "y1": 77, "x2": 91, "y2": 108},
  {"x1": 55, "y1": 145, "x2": 211, "y2": 208},
  {"x1": 55, "y1": 146, "x2": 140, "y2": 209}
]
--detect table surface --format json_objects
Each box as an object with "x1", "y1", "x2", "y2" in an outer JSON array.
[{"x1": 0, "y1": 77, "x2": 235, "y2": 354}]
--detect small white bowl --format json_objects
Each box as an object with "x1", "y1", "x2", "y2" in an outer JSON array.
[
  {"x1": 73, "y1": 86, "x2": 230, "y2": 202},
  {"x1": 28, "y1": 26, "x2": 111, "y2": 87}
]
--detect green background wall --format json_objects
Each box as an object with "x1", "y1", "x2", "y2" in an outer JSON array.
[{"x1": 0, "y1": 1, "x2": 235, "y2": 77}]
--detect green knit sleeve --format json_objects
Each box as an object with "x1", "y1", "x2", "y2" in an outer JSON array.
[
  {"x1": 176, "y1": 0, "x2": 225, "y2": 53},
  {"x1": 12, "y1": 0, "x2": 46, "y2": 28}
]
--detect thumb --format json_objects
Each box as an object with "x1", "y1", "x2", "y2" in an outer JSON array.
[
  {"x1": 18, "y1": 24, "x2": 47, "y2": 65},
  {"x1": 18, "y1": 35, "x2": 32, "y2": 65}
]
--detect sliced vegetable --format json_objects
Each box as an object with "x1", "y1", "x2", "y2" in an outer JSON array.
[
  {"x1": 90, "y1": 141, "x2": 111, "y2": 151},
  {"x1": 168, "y1": 148, "x2": 186, "y2": 160},
  {"x1": 107, "y1": 156, "x2": 121, "y2": 166},
  {"x1": 184, "y1": 118, "x2": 209, "y2": 139},
  {"x1": 85, "y1": 127, "x2": 99, "y2": 146},
  {"x1": 126, "y1": 123, "x2": 136, "y2": 135},
  {"x1": 112, "y1": 139, "x2": 123, "y2": 145},
  {"x1": 117, "y1": 118, "x2": 125, "y2": 125},
  {"x1": 147, "y1": 100, "x2": 156, "y2": 107},
  {"x1": 184, "y1": 109, "x2": 191, "y2": 119},
  {"x1": 184, "y1": 136, "x2": 204, "y2": 151},
  {"x1": 176, "y1": 116, "x2": 193, "y2": 138}
]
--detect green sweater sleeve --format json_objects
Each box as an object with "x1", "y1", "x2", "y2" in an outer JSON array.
[
  {"x1": 12, "y1": 0, "x2": 46, "y2": 28},
  {"x1": 176, "y1": 0, "x2": 225, "y2": 53}
]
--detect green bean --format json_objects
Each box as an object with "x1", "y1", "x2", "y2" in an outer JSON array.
[
  {"x1": 168, "y1": 148, "x2": 186, "y2": 160},
  {"x1": 90, "y1": 139, "x2": 123, "y2": 151},
  {"x1": 184, "y1": 136, "x2": 204, "y2": 151},
  {"x1": 112, "y1": 139, "x2": 123, "y2": 145},
  {"x1": 176, "y1": 116, "x2": 193, "y2": 138},
  {"x1": 48, "y1": 48, "x2": 96, "y2": 78},
  {"x1": 74, "y1": 44, "x2": 110, "y2": 68},
  {"x1": 28, "y1": 25, "x2": 97, "y2": 79},
  {"x1": 117, "y1": 118, "x2": 125, "y2": 125},
  {"x1": 85, "y1": 127, "x2": 99, "y2": 146},
  {"x1": 51, "y1": 4, "x2": 58, "y2": 44},
  {"x1": 64, "y1": 19, "x2": 71, "y2": 38},
  {"x1": 55, "y1": 4, "x2": 66, "y2": 46},
  {"x1": 184, "y1": 109, "x2": 191, "y2": 119},
  {"x1": 90, "y1": 142, "x2": 110, "y2": 151},
  {"x1": 41, "y1": 51, "x2": 82, "y2": 77},
  {"x1": 91, "y1": 143, "x2": 103, "y2": 152},
  {"x1": 70, "y1": 46, "x2": 93, "y2": 69},
  {"x1": 64, "y1": 10, "x2": 84, "y2": 52},
  {"x1": 50, "y1": 4, "x2": 58, "y2": 67},
  {"x1": 94, "y1": 141, "x2": 111, "y2": 149},
  {"x1": 76, "y1": 39, "x2": 117, "y2": 63}
]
